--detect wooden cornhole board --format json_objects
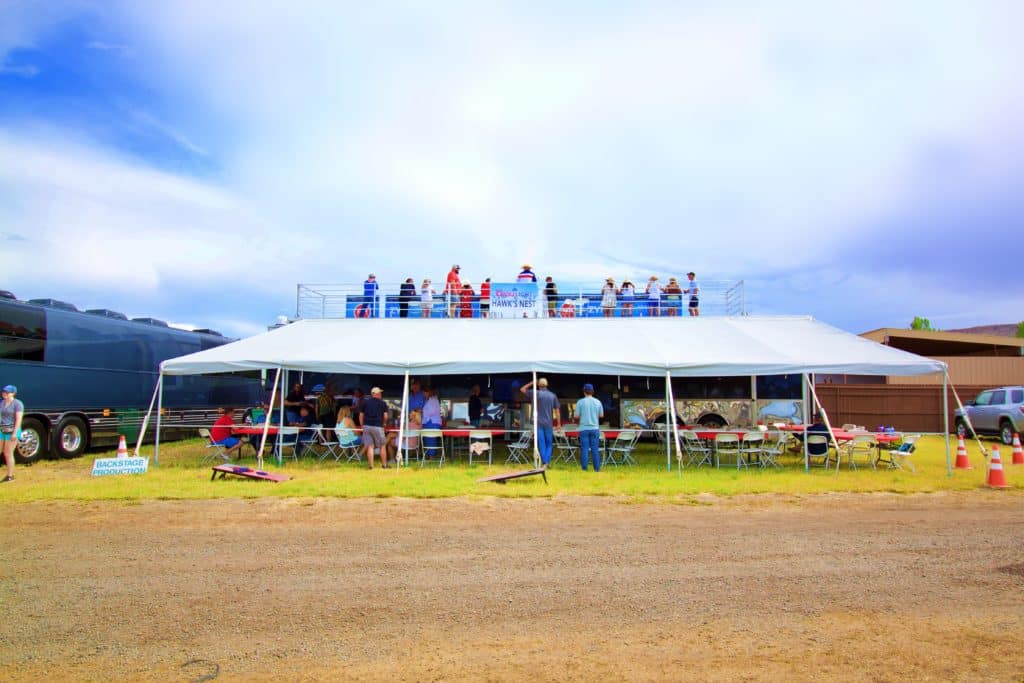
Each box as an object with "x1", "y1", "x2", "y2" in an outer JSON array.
[
  {"x1": 211, "y1": 464, "x2": 291, "y2": 483},
  {"x1": 477, "y1": 466, "x2": 547, "y2": 485}
]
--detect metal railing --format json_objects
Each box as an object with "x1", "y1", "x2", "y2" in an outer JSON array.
[{"x1": 296, "y1": 280, "x2": 746, "y2": 320}]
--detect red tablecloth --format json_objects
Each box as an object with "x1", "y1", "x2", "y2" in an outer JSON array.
[
  {"x1": 777, "y1": 425, "x2": 900, "y2": 443},
  {"x1": 232, "y1": 425, "x2": 280, "y2": 436},
  {"x1": 438, "y1": 429, "x2": 506, "y2": 438},
  {"x1": 563, "y1": 429, "x2": 622, "y2": 439}
]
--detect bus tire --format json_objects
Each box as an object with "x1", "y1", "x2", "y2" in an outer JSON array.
[
  {"x1": 55, "y1": 416, "x2": 88, "y2": 459},
  {"x1": 15, "y1": 417, "x2": 48, "y2": 464}
]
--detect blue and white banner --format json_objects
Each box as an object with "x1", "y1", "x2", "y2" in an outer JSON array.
[
  {"x1": 488, "y1": 282, "x2": 545, "y2": 318},
  {"x1": 92, "y1": 456, "x2": 149, "y2": 476}
]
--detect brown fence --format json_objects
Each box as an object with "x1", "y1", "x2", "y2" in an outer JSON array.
[{"x1": 814, "y1": 384, "x2": 988, "y2": 433}]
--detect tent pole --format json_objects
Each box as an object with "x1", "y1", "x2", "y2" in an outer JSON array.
[
  {"x1": 664, "y1": 370, "x2": 671, "y2": 471},
  {"x1": 807, "y1": 380, "x2": 840, "y2": 474},
  {"x1": 398, "y1": 370, "x2": 410, "y2": 468},
  {"x1": 277, "y1": 369, "x2": 289, "y2": 466},
  {"x1": 801, "y1": 374, "x2": 809, "y2": 472},
  {"x1": 258, "y1": 368, "x2": 281, "y2": 470},
  {"x1": 667, "y1": 369, "x2": 684, "y2": 475},
  {"x1": 134, "y1": 376, "x2": 161, "y2": 456},
  {"x1": 532, "y1": 370, "x2": 539, "y2": 469},
  {"x1": 154, "y1": 372, "x2": 164, "y2": 466},
  {"x1": 942, "y1": 369, "x2": 951, "y2": 477},
  {"x1": 949, "y1": 381, "x2": 986, "y2": 458}
]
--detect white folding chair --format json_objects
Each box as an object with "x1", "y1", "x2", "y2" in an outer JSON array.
[
  {"x1": 877, "y1": 433, "x2": 918, "y2": 472},
  {"x1": 552, "y1": 428, "x2": 579, "y2": 466},
  {"x1": 198, "y1": 428, "x2": 232, "y2": 465},
  {"x1": 419, "y1": 429, "x2": 446, "y2": 466},
  {"x1": 398, "y1": 429, "x2": 421, "y2": 465},
  {"x1": 275, "y1": 426, "x2": 300, "y2": 463},
  {"x1": 312, "y1": 426, "x2": 339, "y2": 461},
  {"x1": 759, "y1": 434, "x2": 787, "y2": 468},
  {"x1": 739, "y1": 432, "x2": 765, "y2": 467},
  {"x1": 505, "y1": 430, "x2": 533, "y2": 464},
  {"x1": 606, "y1": 430, "x2": 639, "y2": 466},
  {"x1": 806, "y1": 434, "x2": 835, "y2": 468},
  {"x1": 468, "y1": 430, "x2": 493, "y2": 466},
  {"x1": 714, "y1": 433, "x2": 742, "y2": 469},
  {"x1": 680, "y1": 430, "x2": 713, "y2": 467},
  {"x1": 333, "y1": 425, "x2": 363, "y2": 463},
  {"x1": 842, "y1": 434, "x2": 878, "y2": 470}
]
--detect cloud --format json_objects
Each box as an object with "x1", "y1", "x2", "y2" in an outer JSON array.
[
  {"x1": 0, "y1": 62, "x2": 38, "y2": 77},
  {"x1": 1, "y1": 1, "x2": 1022, "y2": 335}
]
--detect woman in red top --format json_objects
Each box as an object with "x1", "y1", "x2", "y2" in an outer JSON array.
[{"x1": 460, "y1": 283, "x2": 475, "y2": 318}]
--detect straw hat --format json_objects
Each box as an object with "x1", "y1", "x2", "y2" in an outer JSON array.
[
  {"x1": 606, "y1": 276, "x2": 614, "y2": 283},
  {"x1": 622, "y1": 279, "x2": 633, "y2": 286},
  {"x1": 649, "y1": 275, "x2": 659, "y2": 280},
  {"x1": 521, "y1": 263, "x2": 532, "y2": 269},
  {"x1": 669, "y1": 277, "x2": 678, "y2": 284}
]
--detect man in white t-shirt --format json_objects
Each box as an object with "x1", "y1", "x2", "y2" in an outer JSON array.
[
  {"x1": 646, "y1": 276, "x2": 662, "y2": 316},
  {"x1": 684, "y1": 272, "x2": 700, "y2": 316}
]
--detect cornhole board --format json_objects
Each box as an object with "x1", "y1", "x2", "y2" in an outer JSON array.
[
  {"x1": 477, "y1": 466, "x2": 547, "y2": 485},
  {"x1": 211, "y1": 464, "x2": 290, "y2": 483}
]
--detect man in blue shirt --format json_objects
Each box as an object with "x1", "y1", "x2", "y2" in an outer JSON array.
[
  {"x1": 521, "y1": 377, "x2": 560, "y2": 466},
  {"x1": 363, "y1": 273, "x2": 379, "y2": 317},
  {"x1": 574, "y1": 383, "x2": 604, "y2": 471},
  {"x1": 407, "y1": 378, "x2": 425, "y2": 413}
]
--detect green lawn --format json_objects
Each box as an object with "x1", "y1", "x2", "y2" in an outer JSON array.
[{"x1": 0, "y1": 434, "x2": 1020, "y2": 503}]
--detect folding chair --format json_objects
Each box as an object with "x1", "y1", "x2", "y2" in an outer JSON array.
[
  {"x1": 419, "y1": 428, "x2": 446, "y2": 466},
  {"x1": 198, "y1": 428, "x2": 233, "y2": 465},
  {"x1": 398, "y1": 429, "x2": 421, "y2": 466},
  {"x1": 714, "y1": 433, "x2": 742, "y2": 469},
  {"x1": 551, "y1": 428, "x2": 579, "y2": 466},
  {"x1": 312, "y1": 426, "x2": 339, "y2": 462},
  {"x1": 877, "y1": 434, "x2": 918, "y2": 472},
  {"x1": 333, "y1": 425, "x2": 363, "y2": 463},
  {"x1": 680, "y1": 430, "x2": 713, "y2": 467},
  {"x1": 468, "y1": 430, "x2": 493, "y2": 466},
  {"x1": 505, "y1": 430, "x2": 533, "y2": 464},
  {"x1": 759, "y1": 434, "x2": 787, "y2": 468},
  {"x1": 806, "y1": 434, "x2": 836, "y2": 468},
  {"x1": 842, "y1": 434, "x2": 878, "y2": 470},
  {"x1": 275, "y1": 426, "x2": 300, "y2": 463},
  {"x1": 606, "y1": 430, "x2": 639, "y2": 466},
  {"x1": 739, "y1": 432, "x2": 765, "y2": 467}
]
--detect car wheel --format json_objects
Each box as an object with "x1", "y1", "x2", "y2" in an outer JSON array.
[
  {"x1": 999, "y1": 420, "x2": 1015, "y2": 446},
  {"x1": 698, "y1": 415, "x2": 726, "y2": 429},
  {"x1": 55, "y1": 416, "x2": 88, "y2": 459},
  {"x1": 15, "y1": 417, "x2": 47, "y2": 464}
]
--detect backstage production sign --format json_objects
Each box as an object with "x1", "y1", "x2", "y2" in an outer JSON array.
[{"x1": 92, "y1": 457, "x2": 149, "y2": 476}]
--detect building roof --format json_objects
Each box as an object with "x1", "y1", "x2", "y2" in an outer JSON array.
[{"x1": 860, "y1": 328, "x2": 1024, "y2": 357}]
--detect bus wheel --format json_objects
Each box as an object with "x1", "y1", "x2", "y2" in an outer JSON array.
[
  {"x1": 56, "y1": 416, "x2": 88, "y2": 459},
  {"x1": 15, "y1": 417, "x2": 47, "y2": 464}
]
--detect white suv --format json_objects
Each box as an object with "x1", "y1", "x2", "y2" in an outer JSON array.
[{"x1": 955, "y1": 386, "x2": 1024, "y2": 445}]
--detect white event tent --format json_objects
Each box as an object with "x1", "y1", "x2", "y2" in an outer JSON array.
[{"x1": 147, "y1": 316, "x2": 952, "y2": 472}]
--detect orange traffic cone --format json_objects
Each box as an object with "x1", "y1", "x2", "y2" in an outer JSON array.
[
  {"x1": 116, "y1": 435, "x2": 129, "y2": 458},
  {"x1": 954, "y1": 434, "x2": 972, "y2": 470},
  {"x1": 1011, "y1": 433, "x2": 1024, "y2": 465},
  {"x1": 986, "y1": 446, "x2": 1009, "y2": 489}
]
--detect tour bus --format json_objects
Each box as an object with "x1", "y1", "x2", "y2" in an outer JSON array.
[{"x1": 0, "y1": 294, "x2": 261, "y2": 463}]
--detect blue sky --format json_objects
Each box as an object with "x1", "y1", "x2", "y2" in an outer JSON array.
[{"x1": 1, "y1": 1, "x2": 1021, "y2": 337}]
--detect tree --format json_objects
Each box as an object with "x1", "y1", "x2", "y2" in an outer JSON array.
[
  {"x1": 910, "y1": 316, "x2": 934, "y2": 331},
  {"x1": 1017, "y1": 321, "x2": 1024, "y2": 338}
]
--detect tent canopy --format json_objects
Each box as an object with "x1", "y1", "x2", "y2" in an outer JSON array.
[{"x1": 161, "y1": 316, "x2": 946, "y2": 378}]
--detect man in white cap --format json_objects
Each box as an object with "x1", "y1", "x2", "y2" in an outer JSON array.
[
  {"x1": 520, "y1": 377, "x2": 560, "y2": 466},
  {"x1": 360, "y1": 387, "x2": 389, "y2": 468}
]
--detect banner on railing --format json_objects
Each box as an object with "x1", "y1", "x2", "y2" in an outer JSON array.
[{"x1": 488, "y1": 282, "x2": 545, "y2": 319}]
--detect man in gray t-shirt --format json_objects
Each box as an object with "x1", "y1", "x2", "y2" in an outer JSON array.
[{"x1": 521, "y1": 377, "x2": 560, "y2": 466}]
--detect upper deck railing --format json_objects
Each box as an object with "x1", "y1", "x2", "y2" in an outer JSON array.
[{"x1": 296, "y1": 280, "x2": 746, "y2": 320}]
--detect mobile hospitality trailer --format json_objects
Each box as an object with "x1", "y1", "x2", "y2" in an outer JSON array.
[{"x1": 0, "y1": 295, "x2": 260, "y2": 462}]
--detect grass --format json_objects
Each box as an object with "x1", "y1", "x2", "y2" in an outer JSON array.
[{"x1": 0, "y1": 435, "x2": 1020, "y2": 504}]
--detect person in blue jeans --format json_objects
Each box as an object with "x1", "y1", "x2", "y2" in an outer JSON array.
[
  {"x1": 574, "y1": 383, "x2": 605, "y2": 471},
  {"x1": 521, "y1": 377, "x2": 560, "y2": 466}
]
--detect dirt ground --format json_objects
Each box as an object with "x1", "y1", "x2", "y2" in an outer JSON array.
[{"x1": 1, "y1": 492, "x2": 1022, "y2": 682}]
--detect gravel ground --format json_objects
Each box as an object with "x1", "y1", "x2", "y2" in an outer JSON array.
[{"x1": 1, "y1": 492, "x2": 1022, "y2": 681}]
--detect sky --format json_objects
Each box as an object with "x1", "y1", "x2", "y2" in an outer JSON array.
[{"x1": 1, "y1": 1, "x2": 1021, "y2": 338}]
